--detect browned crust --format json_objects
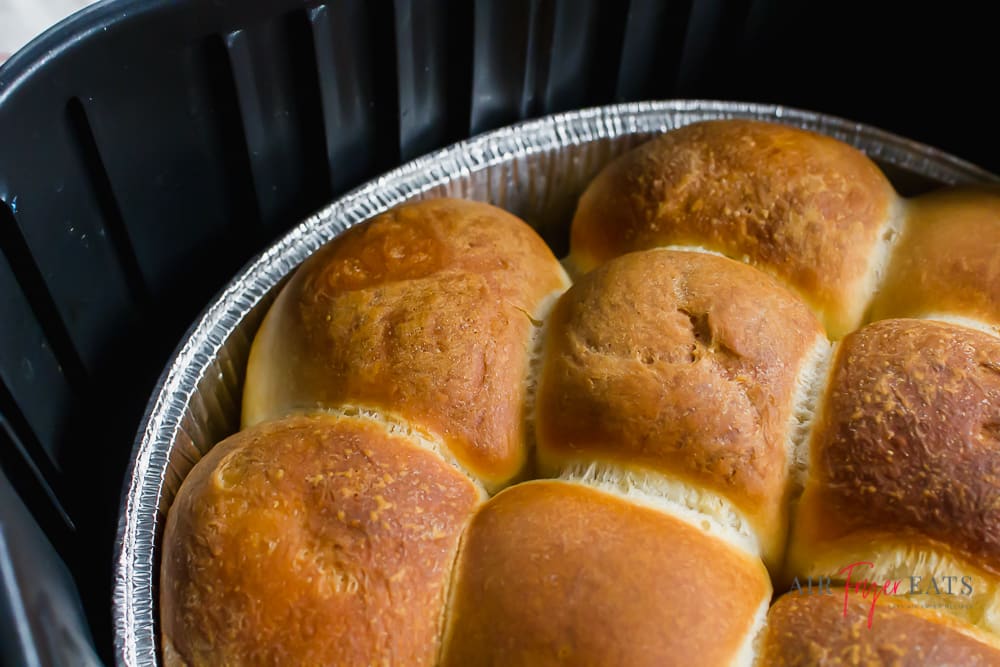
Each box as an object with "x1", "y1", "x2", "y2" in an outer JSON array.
[
  {"x1": 869, "y1": 187, "x2": 1000, "y2": 330},
  {"x1": 761, "y1": 590, "x2": 1000, "y2": 666},
  {"x1": 242, "y1": 198, "x2": 569, "y2": 488},
  {"x1": 569, "y1": 119, "x2": 898, "y2": 336},
  {"x1": 536, "y1": 249, "x2": 824, "y2": 562},
  {"x1": 440, "y1": 480, "x2": 771, "y2": 667},
  {"x1": 160, "y1": 413, "x2": 481, "y2": 666},
  {"x1": 793, "y1": 318, "x2": 1000, "y2": 574}
]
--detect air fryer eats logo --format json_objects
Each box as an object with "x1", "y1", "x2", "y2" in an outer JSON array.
[{"x1": 790, "y1": 561, "x2": 975, "y2": 628}]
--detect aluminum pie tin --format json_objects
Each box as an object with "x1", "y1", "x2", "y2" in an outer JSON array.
[{"x1": 112, "y1": 100, "x2": 999, "y2": 666}]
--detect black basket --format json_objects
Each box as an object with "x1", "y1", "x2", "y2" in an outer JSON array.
[{"x1": 0, "y1": 0, "x2": 995, "y2": 664}]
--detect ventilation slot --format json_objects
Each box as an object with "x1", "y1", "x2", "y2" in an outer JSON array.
[
  {"x1": 222, "y1": 28, "x2": 285, "y2": 230},
  {"x1": 64, "y1": 98, "x2": 148, "y2": 304},
  {"x1": 282, "y1": 8, "x2": 334, "y2": 212},
  {"x1": 307, "y1": 2, "x2": 379, "y2": 194},
  {"x1": 221, "y1": 11, "x2": 341, "y2": 233},
  {"x1": 520, "y1": 0, "x2": 556, "y2": 120},
  {"x1": 0, "y1": 203, "x2": 87, "y2": 390},
  {"x1": 443, "y1": 0, "x2": 475, "y2": 142},
  {"x1": 675, "y1": 0, "x2": 753, "y2": 96},
  {"x1": 616, "y1": 0, "x2": 695, "y2": 100},
  {"x1": 367, "y1": 0, "x2": 402, "y2": 170},
  {"x1": 200, "y1": 33, "x2": 262, "y2": 239},
  {"x1": 543, "y1": 0, "x2": 629, "y2": 114},
  {"x1": 469, "y1": 1, "x2": 531, "y2": 133},
  {"x1": 0, "y1": 384, "x2": 74, "y2": 543},
  {"x1": 393, "y1": 0, "x2": 470, "y2": 160}
]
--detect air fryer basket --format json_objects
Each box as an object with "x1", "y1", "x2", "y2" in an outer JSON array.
[{"x1": 0, "y1": 0, "x2": 996, "y2": 664}]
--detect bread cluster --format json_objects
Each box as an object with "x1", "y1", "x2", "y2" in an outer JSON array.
[{"x1": 161, "y1": 120, "x2": 1000, "y2": 666}]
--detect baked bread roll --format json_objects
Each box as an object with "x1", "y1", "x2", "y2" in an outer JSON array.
[
  {"x1": 535, "y1": 248, "x2": 827, "y2": 568},
  {"x1": 868, "y1": 187, "x2": 1000, "y2": 334},
  {"x1": 760, "y1": 590, "x2": 1000, "y2": 666},
  {"x1": 243, "y1": 198, "x2": 570, "y2": 490},
  {"x1": 786, "y1": 318, "x2": 1000, "y2": 634},
  {"x1": 160, "y1": 413, "x2": 483, "y2": 666},
  {"x1": 441, "y1": 480, "x2": 771, "y2": 667},
  {"x1": 568, "y1": 119, "x2": 903, "y2": 337},
  {"x1": 161, "y1": 119, "x2": 1000, "y2": 665}
]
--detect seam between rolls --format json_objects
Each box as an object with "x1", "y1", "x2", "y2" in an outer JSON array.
[
  {"x1": 522, "y1": 286, "x2": 568, "y2": 469},
  {"x1": 434, "y1": 510, "x2": 476, "y2": 667},
  {"x1": 780, "y1": 339, "x2": 841, "y2": 579},
  {"x1": 857, "y1": 195, "x2": 911, "y2": 328},
  {"x1": 792, "y1": 540, "x2": 1000, "y2": 636},
  {"x1": 737, "y1": 594, "x2": 772, "y2": 667},
  {"x1": 908, "y1": 313, "x2": 1000, "y2": 339},
  {"x1": 556, "y1": 461, "x2": 762, "y2": 561},
  {"x1": 786, "y1": 337, "x2": 836, "y2": 505},
  {"x1": 311, "y1": 404, "x2": 490, "y2": 499},
  {"x1": 559, "y1": 256, "x2": 582, "y2": 281},
  {"x1": 657, "y1": 244, "x2": 730, "y2": 258}
]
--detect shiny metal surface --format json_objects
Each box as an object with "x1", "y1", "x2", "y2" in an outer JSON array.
[{"x1": 112, "y1": 100, "x2": 998, "y2": 666}]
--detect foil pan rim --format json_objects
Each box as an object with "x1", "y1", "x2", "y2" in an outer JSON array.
[{"x1": 111, "y1": 99, "x2": 999, "y2": 666}]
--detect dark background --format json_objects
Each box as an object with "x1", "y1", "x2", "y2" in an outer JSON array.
[{"x1": 0, "y1": 0, "x2": 995, "y2": 662}]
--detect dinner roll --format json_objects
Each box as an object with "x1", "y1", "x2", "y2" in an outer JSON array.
[
  {"x1": 868, "y1": 187, "x2": 1000, "y2": 335},
  {"x1": 535, "y1": 248, "x2": 827, "y2": 568},
  {"x1": 787, "y1": 318, "x2": 1000, "y2": 633},
  {"x1": 160, "y1": 413, "x2": 483, "y2": 666},
  {"x1": 243, "y1": 198, "x2": 570, "y2": 490},
  {"x1": 761, "y1": 589, "x2": 1000, "y2": 666},
  {"x1": 440, "y1": 480, "x2": 771, "y2": 667},
  {"x1": 568, "y1": 119, "x2": 902, "y2": 337}
]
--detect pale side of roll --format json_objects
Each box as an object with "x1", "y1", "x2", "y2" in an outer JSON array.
[{"x1": 868, "y1": 186, "x2": 1000, "y2": 336}]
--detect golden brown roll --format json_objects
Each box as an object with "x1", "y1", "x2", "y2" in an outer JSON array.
[
  {"x1": 160, "y1": 413, "x2": 483, "y2": 666},
  {"x1": 787, "y1": 318, "x2": 1000, "y2": 633},
  {"x1": 760, "y1": 590, "x2": 1000, "y2": 666},
  {"x1": 242, "y1": 198, "x2": 570, "y2": 489},
  {"x1": 535, "y1": 248, "x2": 827, "y2": 566},
  {"x1": 440, "y1": 480, "x2": 771, "y2": 667},
  {"x1": 868, "y1": 187, "x2": 1000, "y2": 334},
  {"x1": 569, "y1": 120, "x2": 902, "y2": 337}
]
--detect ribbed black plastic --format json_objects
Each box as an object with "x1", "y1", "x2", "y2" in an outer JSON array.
[
  {"x1": 0, "y1": 0, "x2": 995, "y2": 663},
  {"x1": 0, "y1": 471, "x2": 101, "y2": 667}
]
